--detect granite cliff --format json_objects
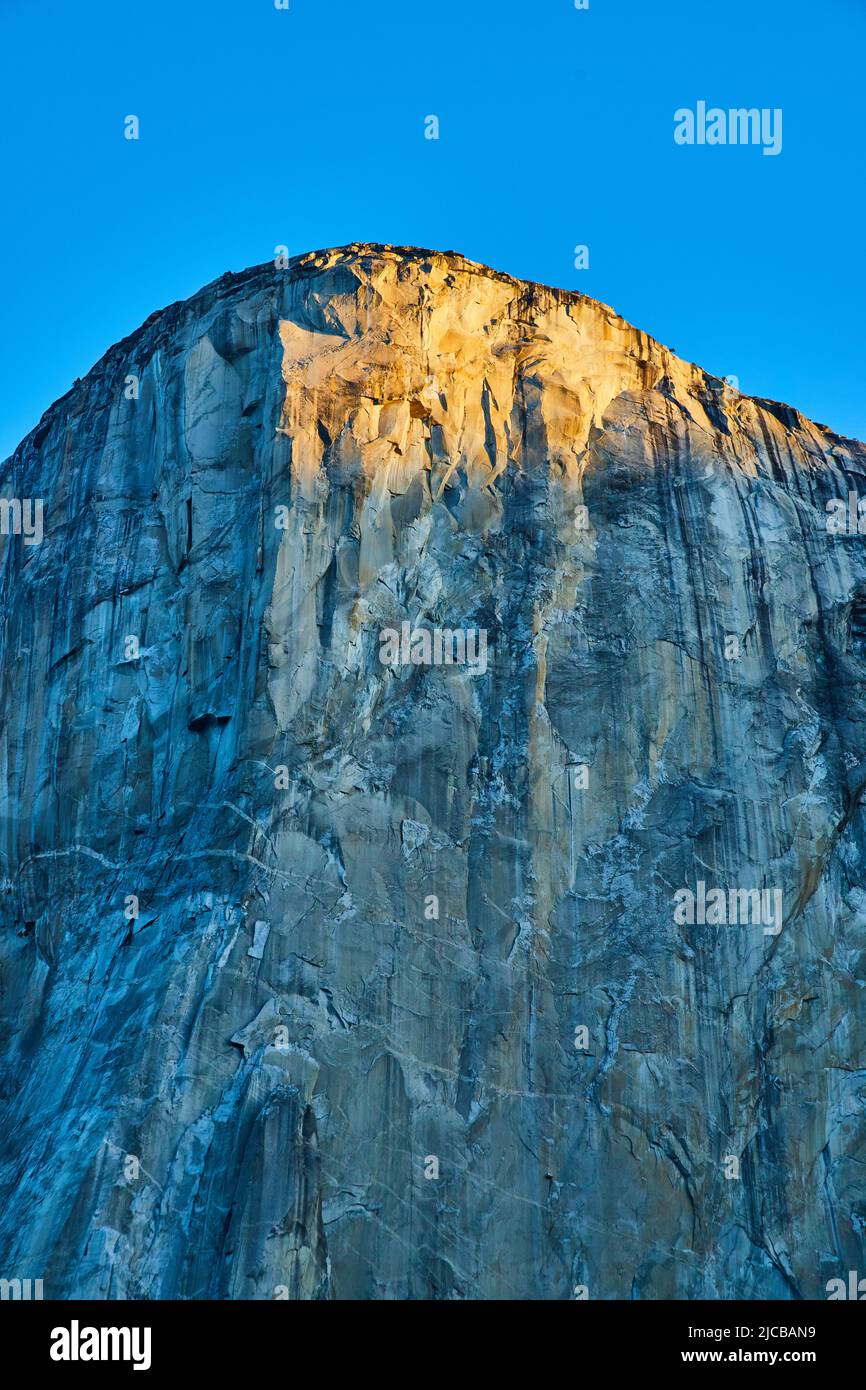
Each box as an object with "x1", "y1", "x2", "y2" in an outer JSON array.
[{"x1": 1, "y1": 244, "x2": 865, "y2": 1299}]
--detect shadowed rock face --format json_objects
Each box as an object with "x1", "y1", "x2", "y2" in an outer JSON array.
[{"x1": 1, "y1": 243, "x2": 865, "y2": 1300}]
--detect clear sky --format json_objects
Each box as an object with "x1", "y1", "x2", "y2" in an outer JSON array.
[{"x1": 1, "y1": 0, "x2": 864, "y2": 459}]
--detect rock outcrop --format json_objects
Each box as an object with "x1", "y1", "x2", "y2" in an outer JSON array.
[{"x1": 1, "y1": 243, "x2": 865, "y2": 1299}]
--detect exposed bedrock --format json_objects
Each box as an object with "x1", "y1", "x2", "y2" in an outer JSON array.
[{"x1": 1, "y1": 244, "x2": 865, "y2": 1299}]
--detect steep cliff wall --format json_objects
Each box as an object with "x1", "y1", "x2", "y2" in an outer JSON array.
[{"x1": 1, "y1": 244, "x2": 865, "y2": 1299}]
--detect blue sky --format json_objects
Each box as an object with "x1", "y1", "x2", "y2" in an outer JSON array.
[{"x1": 1, "y1": 0, "x2": 864, "y2": 458}]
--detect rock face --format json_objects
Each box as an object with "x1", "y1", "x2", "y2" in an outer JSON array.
[{"x1": 1, "y1": 243, "x2": 866, "y2": 1301}]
